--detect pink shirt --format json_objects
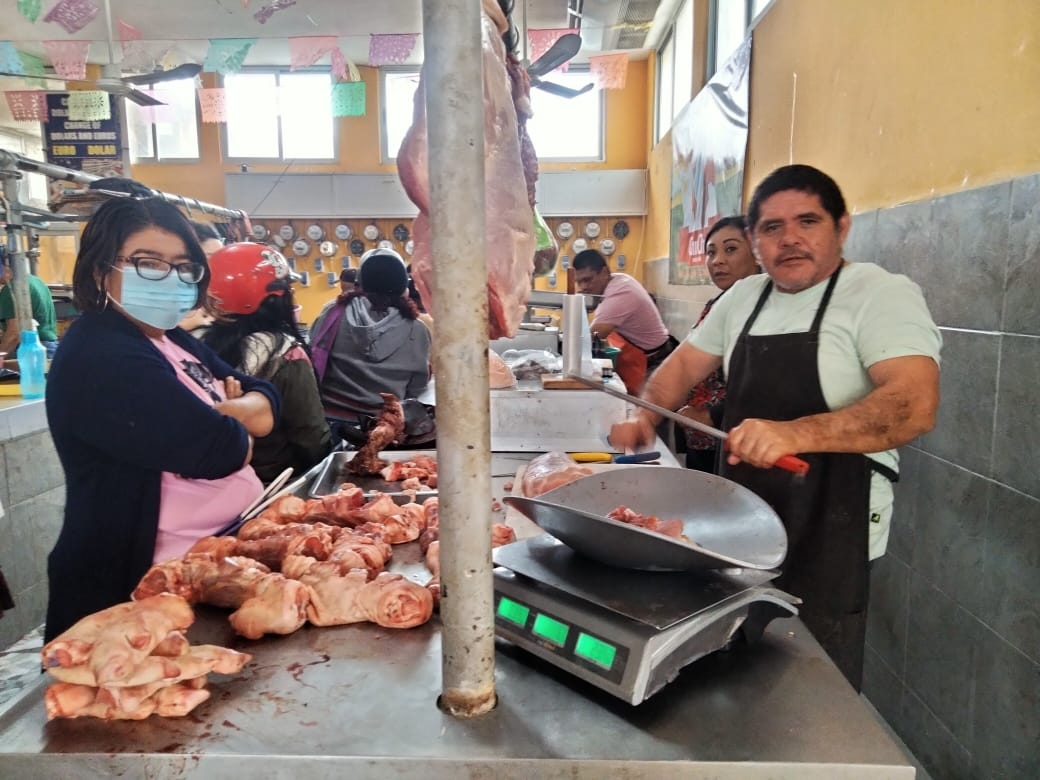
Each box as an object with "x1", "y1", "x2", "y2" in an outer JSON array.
[
  {"x1": 592, "y1": 273, "x2": 670, "y2": 351},
  {"x1": 149, "y1": 335, "x2": 262, "y2": 563}
]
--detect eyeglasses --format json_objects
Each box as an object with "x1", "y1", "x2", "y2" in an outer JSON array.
[{"x1": 115, "y1": 255, "x2": 205, "y2": 284}]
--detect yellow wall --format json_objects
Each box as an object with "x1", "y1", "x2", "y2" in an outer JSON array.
[
  {"x1": 643, "y1": 0, "x2": 1040, "y2": 297},
  {"x1": 746, "y1": 0, "x2": 1040, "y2": 213},
  {"x1": 129, "y1": 62, "x2": 650, "y2": 323}
]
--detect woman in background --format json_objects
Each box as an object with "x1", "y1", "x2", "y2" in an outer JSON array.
[
  {"x1": 178, "y1": 221, "x2": 225, "y2": 332},
  {"x1": 200, "y1": 243, "x2": 332, "y2": 484},
  {"x1": 311, "y1": 248, "x2": 431, "y2": 437},
  {"x1": 680, "y1": 216, "x2": 760, "y2": 471},
  {"x1": 45, "y1": 197, "x2": 278, "y2": 640}
]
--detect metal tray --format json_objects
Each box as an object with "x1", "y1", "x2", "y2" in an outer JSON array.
[
  {"x1": 309, "y1": 450, "x2": 438, "y2": 500},
  {"x1": 502, "y1": 466, "x2": 787, "y2": 572}
]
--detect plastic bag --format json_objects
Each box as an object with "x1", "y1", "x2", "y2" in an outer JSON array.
[
  {"x1": 501, "y1": 349, "x2": 562, "y2": 380},
  {"x1": 532, "y1": 207, "x2": 559, "y2": 277},
  {"x1": 521, "y1": 451, "x2": 594, "y2": 497}
]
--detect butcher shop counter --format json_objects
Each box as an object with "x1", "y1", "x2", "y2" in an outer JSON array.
[{"x1": 0, "y1": 452, "x2": 915, "y2": 779}]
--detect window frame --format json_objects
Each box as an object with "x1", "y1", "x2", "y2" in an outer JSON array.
[
  {"x1": 379, "y1": 64, "x2": 605, "y2": 163},
  {"x1": 220, "y1": 67, "x2": 339, "y2": 163},
  {"x1": 707, "y1": 0, "x2": 771, "y2": 80},
  {"x1": 125, "y1": 78, "x2": 201, "y2": 163}
]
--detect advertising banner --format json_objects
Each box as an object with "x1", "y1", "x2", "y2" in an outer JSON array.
[
  {"x1": 669, "y1": 37, "x2": 751, "y2": 285},
  {"x1": 42, "y1": 92, "x2": 124, "y2": 202}
]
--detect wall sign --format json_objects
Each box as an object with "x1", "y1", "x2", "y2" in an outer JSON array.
[{"x1": 42, "y1": 93, "x2": 124, "y2": 202}]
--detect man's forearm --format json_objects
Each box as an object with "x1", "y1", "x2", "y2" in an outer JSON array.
[
  {"x1": 788, "y1": 358, "x2": 939, "y2": 454},
  {"x1": 640, "y1": 343, "x2": 722, "y2": 423}
]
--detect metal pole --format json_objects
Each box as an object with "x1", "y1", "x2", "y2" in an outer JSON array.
[
  {"x1": 0, "y1": 149, "x2": 245, "y2": 222},
  {"x1": 421, "y1": 0, "x2": 496, "y2": 717},
  {"x1": 0, "y1": 153, "x2": 38, "y2": 350}
]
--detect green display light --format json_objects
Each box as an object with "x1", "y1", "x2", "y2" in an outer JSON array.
[
  {"x1": 496, "y1": 597, "x2": 530, "y2": 627},
  {"x1": 575, "y1": 632, "x2": 617, "y2": 670},
  {"x1": 532, "y1": 613, "x2": 570, "y2": 647}
]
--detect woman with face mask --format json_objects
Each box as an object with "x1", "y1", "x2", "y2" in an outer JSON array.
[{"x1": 43, "y1": 197, "x2": 281, "y2": 642}]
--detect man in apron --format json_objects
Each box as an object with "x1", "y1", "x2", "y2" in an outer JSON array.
[{"x1": 609, "y1": 165, "x2": 942, "y2": 690}]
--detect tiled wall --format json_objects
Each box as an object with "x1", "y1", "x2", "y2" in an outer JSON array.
[
  {"x1": 844, "y1": 175, "x2": 1039, "y2": 780},
  {"x1": 0, "y1": 427, "x2": 65, "y2": 649}
]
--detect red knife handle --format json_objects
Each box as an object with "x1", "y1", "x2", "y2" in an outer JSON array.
[{"x1": 775, "y1": 454, "x2": 810, "y2": 475}]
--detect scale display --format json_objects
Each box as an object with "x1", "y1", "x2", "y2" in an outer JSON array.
[{"x1": 494, "y1": 591, "x2": 628, "y2": 684}]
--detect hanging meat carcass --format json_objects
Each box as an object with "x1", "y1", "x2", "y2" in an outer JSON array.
[{"x1": 398, "y1": 0, "x2": 537, "y2": 340}]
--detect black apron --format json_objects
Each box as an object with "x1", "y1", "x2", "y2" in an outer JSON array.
[{"x1": 719, "y1": 265, "x2": 872, "y2": 690}]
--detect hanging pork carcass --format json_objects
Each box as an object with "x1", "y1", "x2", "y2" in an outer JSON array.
[{"x1": 398, "y1": 0, "x2": 539, "y2": 340}]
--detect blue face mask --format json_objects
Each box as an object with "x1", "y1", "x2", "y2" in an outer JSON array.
[{"x1": 114, "y1": 267, "x2": 199, "y2": 331}]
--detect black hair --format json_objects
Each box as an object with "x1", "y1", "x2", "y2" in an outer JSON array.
[
  {"x1": 191, "y1": 221, "x2": 223, "y2": 243},
  {"x1": 705, "y1": 215, "x2": 748, "y2": 244},
  {"x1": 339, "y1": 268, "x2": 357, "y2": 284},
  {"x1": 746, "y1": 164, "x2": 847, "y2": 229},
  {"x1": 571, "y1": 249, "x2": 609, "y2": 272},
  {"x1": 199, "y1": 289, "x2": 310, "y2": 372},
  {"x1": 338, "y1": 288, "x2": 420, "y2": 320},
  {"x1": 72, "y1": 198, "x2": 210, "y2": 313}
]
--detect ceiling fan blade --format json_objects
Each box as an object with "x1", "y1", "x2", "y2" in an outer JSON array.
[
  {"x1": 531, "y1": 77, "x2": 594, "y2": 99},
  {"x1": 125, "y1": 87, "x2": 165, "y2": 107},
  {"x1": 527, "y1": 33, "x2": 582, "y2": 78},
  {"x1": 122, "y1": 62, "x2": 202, "y2": 86}
]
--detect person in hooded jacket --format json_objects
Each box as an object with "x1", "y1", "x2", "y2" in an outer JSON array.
[
  {"x1": 311, "y1": 248, "x2": 431, "y2": 429},
  {"x1": 199, "y1": 243, "x2": 332, "y2": 484}
]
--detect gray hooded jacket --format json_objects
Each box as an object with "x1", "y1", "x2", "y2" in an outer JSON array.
[{"x1": 316, "y1": 296, "x2": 431, "y2": 418}]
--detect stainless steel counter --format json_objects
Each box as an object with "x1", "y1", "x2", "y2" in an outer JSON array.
[{"x1": 0, "y1": 452, "x2": 915, "y2": 778}]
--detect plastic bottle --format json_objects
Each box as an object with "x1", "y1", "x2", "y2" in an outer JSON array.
[{"x1": 17, "y1": 330, "x2": 47, "y2": 399}]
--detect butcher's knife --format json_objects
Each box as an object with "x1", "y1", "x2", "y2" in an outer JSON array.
[{"x1": 565, "y1": 372, "x2": 810, "y2": 476}]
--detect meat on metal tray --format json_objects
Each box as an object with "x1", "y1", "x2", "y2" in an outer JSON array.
[
  {"x1": 503, "y1": 466, "x2": 788, "y2": 572},
  {"x1": 309, "y1": 450, "x2": 437, "y2": 501}
]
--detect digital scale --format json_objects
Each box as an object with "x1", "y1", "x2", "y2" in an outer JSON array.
[{"x1": 492, "y1": 534, "x2": 799, "y2": 705}]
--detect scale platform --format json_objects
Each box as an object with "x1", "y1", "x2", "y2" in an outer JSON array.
[{"x1": 492, "y1": 535, "x2": 799, "y2": 705}]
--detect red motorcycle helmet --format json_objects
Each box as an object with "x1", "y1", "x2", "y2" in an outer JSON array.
[{"x1": 207, "y1": 243, "x2": 295, "y2": 315}]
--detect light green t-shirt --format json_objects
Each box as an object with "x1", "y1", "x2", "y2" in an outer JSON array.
[
  {"x1": 0, "y1": 274, "x2": 59, "y2": 343},
  {"x1": 687, "y1": 262, "x2": 942, "y2": 559}
]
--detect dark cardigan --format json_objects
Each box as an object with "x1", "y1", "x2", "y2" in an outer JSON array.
[{"x1": 43, "y1": 309, "x2": 280, "y2": 640}]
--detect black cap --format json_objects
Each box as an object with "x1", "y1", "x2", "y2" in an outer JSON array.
[{"x1": 359, "y1": 248, "x2": 408, "y2": 296}]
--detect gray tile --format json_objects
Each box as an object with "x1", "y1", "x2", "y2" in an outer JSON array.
[
  {"x1": 925, "y1": 182, "x2": 1011, "y2": 331},
  {"x1": 910, "y1": 455, "x2": 989, "y2": 614},
  {"x1": 845, "y1": 209, "x2": 878, "y2": 265},
  {"x1": 26, "y1": 486, "x2": 64, "y2": 584},
  {"x1": 982, "y1": 483, "x2": 1040, "y2": 664},
  {"x1": 876, "y1": 199, "x2": 932, "y2": 278},
  {"x1": 0, "y1": 445, "x2": 8, "y2": 520},
  {"x1": 918, "y1": 329, "x2": 999, "y2": 476},
  {"x1": 900, "y1": 689, "x2": 974, "y2": 780},
  {"x1": 993, "y1": 335, "x2": 1040, "y2": 497},
  {"x1": 970, "y1": 628, "x2": 1040, "y2": 780},
  {"x1": 889, "y1": 446, "x2": 921, "y2": 563},
  {"x1": 863, "y1": 646, "x2": 905, "y2": 732},
  {"x1": 0, "y1": 499, "x2": 46, "y2": 596},
  {"x1": 866, "y1": 555, "x2": 910, "y2": 676},
  {"x1": 1004, "y1": 173, "x2": 1040, "y2": 336},
  {"x1": 4, "y1": 430, "x2": 64, "y2": 506},
  {"x1": 905, "y1": 575, "x2": 979, "y2": 745}
]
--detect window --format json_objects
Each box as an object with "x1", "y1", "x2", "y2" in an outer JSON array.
[
  {"x1": 655, "y1": 33, "x2": 674, "y2": 142},
  {"x1": 381, "y1": 67, "x2": 603, "y2": 162},
  {"x1": 526, "y1": 69, "x2": 602, "y2": 160},
  {"x1": 223, "y1": 71, "x2": 335, "y2": 160},
  {"x1": 125, "y1": 77, "x2": 200, "y2": 161},
  {"x1": 655, "y1": 0, "x2": 695, "y2": 140},
  {"x1": 708, "y1": 0, "x2": 769, "y2": 79}
]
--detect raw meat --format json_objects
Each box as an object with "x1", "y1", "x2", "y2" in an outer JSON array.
[
  {"x1": 606, "y1": 505, "x2": 689, "y2": 542},
  {"x1": 282, "y1": 559, "x2": 433, "y2": 629},
  {"x1": 42, "y1": 597, "x2": 250, "y2": 721},
  {"x1": 489, "y1": 351, "x2": 517, "y2": 388},
  {"x1": 397, "y1": 0, "x2": 536, "y2": 339},
  {"x1": 347, "y1": 393, "x2": 405, "y2": 475}
]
